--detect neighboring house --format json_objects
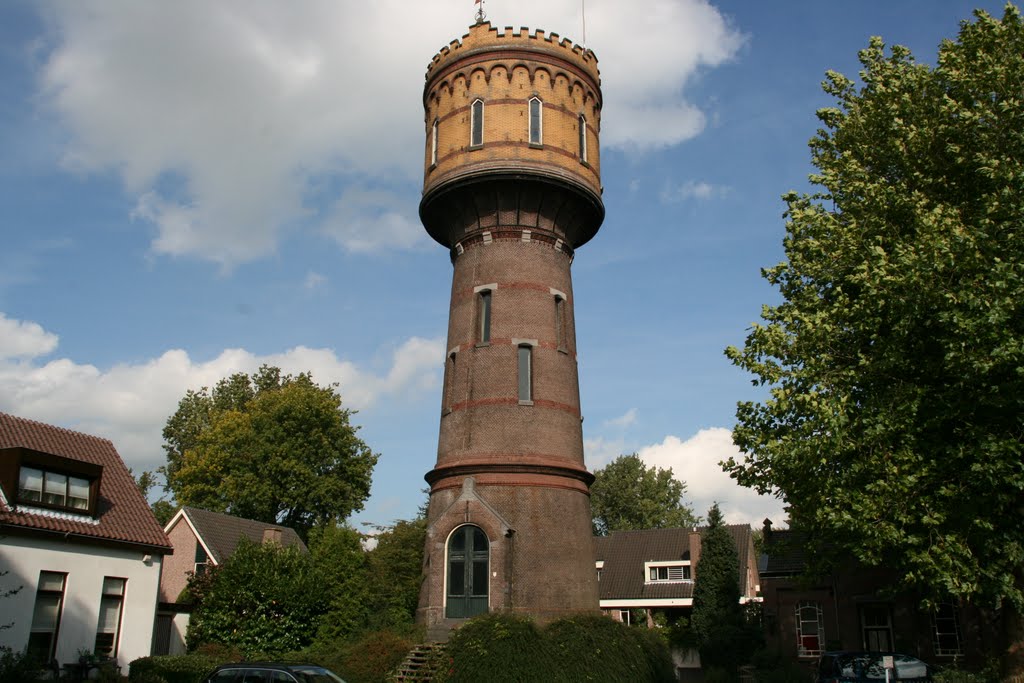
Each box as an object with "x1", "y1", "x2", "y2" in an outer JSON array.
[
  {"x1": 594, "y1": 525, "x2": 761, "y2": 624},
  {"x1": 595, "y1": 525, "x2": 761, "y2": 681},
  {"x1": 0, "y1": 412, "x2": 172, "y2": 673},
  {"x1": 759, "y1": 519, "x2": 993, "y2": 670},
  {"x1": 154, "y1": 506, "x2": 307, "y2": 655}
]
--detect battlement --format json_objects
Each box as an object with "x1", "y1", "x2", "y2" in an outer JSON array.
[{"x1": 426, "y1": 22, "x2": 600, "y2": 86}]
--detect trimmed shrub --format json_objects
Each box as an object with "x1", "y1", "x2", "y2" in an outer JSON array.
[
  {"x1": 291, "y1": 628, "x2": 418, "y2": 683},
  {"x1": 129, "y1": 655, "x2": 223, "y2": 683},
  {"x1": 441, "y1": 613, "x2": 548, "y2": 683},
  {"x1": 0, "y1": 647, "x2": 41, "y2": 683}
]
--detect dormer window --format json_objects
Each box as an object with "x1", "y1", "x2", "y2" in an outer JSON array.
[
  {"x1": 19, "y1": 467, "x2": 90, "y2": 511},
  {"x1": 645, "y1": 560, "x2": 692, "y2": 583},
  {"x1": 2, "y1": 446, "x2": 102, "y2": 516}
]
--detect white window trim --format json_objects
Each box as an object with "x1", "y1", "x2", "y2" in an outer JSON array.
[
  {"x1": 470, "y1": 99, "x2": 484, "y2": 147},
  {"x1": 529, "y1": 97, "x2": 543, "y2": 145},
  {"x1": 578, "y1": 114, "x2": 588, "y2": 162},
  {"x1": 644, "y1": 560, "x2": 693, "y2": 584},
  {"x1": 796, "y1": 601, "x2": 825, "y2": 658},
  {"x1": 431, "y1": 119, "x2": 439, "y2": 166}
]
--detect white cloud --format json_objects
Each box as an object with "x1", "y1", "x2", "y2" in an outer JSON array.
[
  {"x1": 0, "y1": 312, "x2": 443, "y2": 476},
  {"x1": 37, "y1": 0, "x2": 745, "y2": 265},
  {"x1": 323, "y1": 185, "x2": 424, "y2": 253},
  {"x1": 0, "y1": 313, "x2": 59, "y2": 360},
  {"x1": 583, "y1": 436, "x2": 628, "y2": 470},
  {"x1": 637, "y1": 428, "x2": 786, "y2": 526},
  {"x1": 604, "y1": 407, "x2": 638, "y2": 429},
  {"x1": 660, "y1": 179, "x2": 731, "y2": 203},
  {"x1": 303, "y1": 271, "x2": 327, "y2": 291}
]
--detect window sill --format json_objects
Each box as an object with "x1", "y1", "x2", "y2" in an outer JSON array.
[
  {"x1": 442, "y1": 408, "x2": 452, "y2": 416},
  {"x1": 529, "y1": 142, "x2": 544, "y2": 149},
  {"x1": 468, "y1": 144, "x2": 483, "y2": 151},
  {"x1": 557, "y1": 347, "x2": 569, "y2": 355},
  {"x1": 475, "y1": 342, "x2": 490, "y2": 348},
  {"x1": 518, "y1": 400, "x2": 534, "y2": 406},
  {"x1": 579, "y1": 159, "x2": 590, "y2": 167}
]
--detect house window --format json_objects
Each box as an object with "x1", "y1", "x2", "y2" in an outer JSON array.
[
  {"x1": 477, "y1": 290, "x2": 492, "y2": 344},
  {"x1": 618, "y1": 609, "x2": 631, "y2": 625},
  {"x1": 431, "y1": 118, "x2": 439, "y2": 166},
  {"x1": 796, "y1": 601, "x2": 825, "y2": 657},
  {"x1": 194, "y1": 544, "x2": 209, "y2": 576},
  {"x1": 647, "y1": 564, "x2": 692, "y2": 582},
  {"x1": 28, "y1": 571, "x2": 66, "y2": 665},
  {"x1": 18, "y1": 466, "x2": 90, "y2": 511},
  {"x1": 554, "y1": 295, "x2": 566, "y2": 350},
  {"x1": 529, "y1": 97, "x2": 542, "y2": 145},
  {"x1": 578, "y1": 115, "x2": 587, "y2": 162},
  {"x1": 470, "y1": 99, "x2": 484, "y2": 147},
  {"x1": 518, "y1": 344, "x2": 532, "y2": 403},
  {"x1": 94, "y1": 577, "x2": 126, "y2": 658},
  {"x1": 861, "y1": 604, "x2": 893, "y2": 651},
  {"x1": 932, "y1": 602, "x2": 962, "y2": 656}
]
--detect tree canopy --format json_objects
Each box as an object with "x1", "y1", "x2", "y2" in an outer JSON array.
[
  {"x1": 163, "y1": 366, "x2": 377, "y2": 536},
  {"x1": 725, "y1": 3, "x2": 1024, "y2": 663},
  {"x1": 589, "y1": 454, "x2": 698, "y2": 535}
]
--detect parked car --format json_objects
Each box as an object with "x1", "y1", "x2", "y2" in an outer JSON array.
[
  {"x1": 816, "y1": 652, "x2": 932, "y2": 682},
  {"x1": 203, "y1": 662, "x2": 347, "y2": 683}
]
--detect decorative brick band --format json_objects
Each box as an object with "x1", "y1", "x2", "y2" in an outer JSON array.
[
  {"x1": 425, "y1": 460, "x2": 595, "y2": 488},
  {"x1": 453, "y1": 337, "x2": 577, "y2": 359},
  {"x1": 453, "y1": 228, "x2": 574, "y2": 259},
  {"x1": 449, "y1": 396, "x2": 580, "y2": 417}
]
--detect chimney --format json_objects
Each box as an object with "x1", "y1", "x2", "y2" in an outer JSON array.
[
  {"x1": 263, "y1": 528, "x2": 282, "y2": 545},
  {"x1": 762, "y1": 518, "x2": 773, "y2": 542}
]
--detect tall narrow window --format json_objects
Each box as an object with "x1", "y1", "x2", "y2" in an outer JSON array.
[
  {"x1": 28, "y1": 571, "x2": 66, "y2": 665},
  {"x1": 529, "y1": 97, "x2": 543, "y2": 145},
  {"x1": 444, "y1": 352, "x2": 457, "y2": 413},
  {"x1": 795, "y1": 601, "x2": 824, "y2": 657},
  {"x1": 554, "y1": 295, "x2": 566, "y2": 350},
  {"x1": 194, "y1": 544, "x2": 209, "y2": 576},
  {"x1": 518, "y1": 345, "x2": 532, "y2": 402},
  {"x1": 95, "y1": 577, "x2": 126, "y2": 658},
  {"x1": 431, "y1": 118, "x2": 439, "y2": 166},
  {"x1": 932, "y1": 602, "x2": 962, "y2": 656},
  {"x1": 861, "y1": 604, "x2": 893, "y2": 651},
  {"x1": 477, "y1": 290, "x2": 492, "y2": 344},
  {"x1": 578, "y1": 115, "x2": 588, "y2": 162},
  {"x1": 470, "y1": 99, "x2": 484, "y2": 147}
]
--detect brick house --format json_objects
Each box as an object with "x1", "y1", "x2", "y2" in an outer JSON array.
[
  {"x1": 594, "y1": 525, "x2": 761, "y2": 624},
  {"x1": 759, "y1": 519, "x2": 993, "y2": 670},
  {"x1": 0, "y1": 412, "x2": 172, "y2": 672},
  {"x1": 154, "y1": 506, "x2": 306, "y2": 655}
]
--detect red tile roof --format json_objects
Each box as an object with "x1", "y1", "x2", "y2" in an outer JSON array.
[{"x1": 0, "y1": 412, "x2": 172, "y2": 553}]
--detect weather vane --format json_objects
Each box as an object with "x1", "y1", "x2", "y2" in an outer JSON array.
[{"x1": 474, "y1": 0, "x2": 486, "y2": 24}]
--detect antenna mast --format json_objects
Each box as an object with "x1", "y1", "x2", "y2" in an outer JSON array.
[{"x1": 475, "y1": 0, "x2": 486, "y2": 24}]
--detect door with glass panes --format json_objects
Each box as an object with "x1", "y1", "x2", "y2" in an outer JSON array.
[{"x1": 446, "y1": 525, "x2": 488, "y2": 618}]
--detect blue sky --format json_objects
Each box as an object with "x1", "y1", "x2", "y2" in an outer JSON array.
[{"x1": 0, "y1": 0, "x2": 1007, "y2": 528}]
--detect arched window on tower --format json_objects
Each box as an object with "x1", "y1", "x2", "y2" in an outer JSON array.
[
  {"x1": 476, "y1": 289, "x2": 492, "y2": 344},
  {"x1": 578, "y1": 114, "x2": 588, "y2": 163},
  {"x1": 431, "y1": 118, "x2": 439, "y2": 166},
  {"x1": 554, "y1": 294, "x2": 566, "y2": 351},
  {"x1": 529, "y1": 97, "x2": 543, "y2": 146},
  {"x1": 470, "y1": 99, "x2": 484, "y2": 147},
  {"x1": 444, "y1": 350, "x2": 457, "y2": 414}
]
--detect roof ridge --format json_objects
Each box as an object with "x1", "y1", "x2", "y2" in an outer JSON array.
[{"x1": 0, "y1": 411, "x2": 115, "y2": 447}]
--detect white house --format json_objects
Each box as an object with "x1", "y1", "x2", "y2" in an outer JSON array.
[{"x1": 0, "y1": 412, "x2": 172, "y2": 673}]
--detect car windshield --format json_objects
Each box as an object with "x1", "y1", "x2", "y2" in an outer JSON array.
[
  {"x1": 290, "y1": 666, "x2": 346, "y2": 683},
  {"x1": 837, "y1": 654, "x2": 887, "y2": 680}
]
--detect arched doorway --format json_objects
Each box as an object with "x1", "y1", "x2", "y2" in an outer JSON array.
[{"x1": 446, "y1": 525, "x2": 489, "y2": 618}]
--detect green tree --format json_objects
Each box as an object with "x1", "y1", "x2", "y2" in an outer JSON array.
[
  {"x1": 163, "y1": 366, "x2": 377, "y2": 537},
  {"x1": 186, "y1": 539, "x2": 323, "y2": 657},
  {"x1": 725, "y1": 5, "x2": 1024, "y2": 674},
  {"x1": 364, "y1": 516, "x2": 427, "y2": 630},
  {"x1": 690, "y1": 504, "x2": 756, "y2": 676},
  {"x1": 132, "y1": 469, "x2": 177, "y2": 526},
  {"x1": 309, "y1": 523, "x2": 372, "y2": 642},
  {"x1": 590, "y1": 453, "x2": 698, "y2": 535}
]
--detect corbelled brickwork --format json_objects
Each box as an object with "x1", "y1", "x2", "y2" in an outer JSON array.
[{"x1": 417, "y1": 21, "x2": 603, "y2": 628}]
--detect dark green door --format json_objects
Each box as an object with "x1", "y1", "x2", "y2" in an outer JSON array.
[{"x1": 446, "y1": 525, "x2": 489, "y2": 618}]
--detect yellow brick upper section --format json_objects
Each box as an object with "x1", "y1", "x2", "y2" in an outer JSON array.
[{"x1": 423, "y1": 22, "x2": 602, "y2": 200}]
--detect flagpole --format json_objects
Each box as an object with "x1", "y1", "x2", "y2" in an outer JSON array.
[{"x1": 582, "y1": 0, "x2": 586, "y2": 48}]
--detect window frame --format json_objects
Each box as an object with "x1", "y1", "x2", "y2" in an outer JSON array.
[
  {"x1": 932, "y1": 602, "x2": 963, "y2": 657},
  {"x1": 795, "y1": 601, "x2": 825, "y2": 658},
  {"x1": 430, "y1": 118, "x2": 439, "y2": 166},
  {"x1": 553, "y1": 293, "x2": 567, "y2": 351},
  {"x1": 517, "y1": 344, "x2": 533, "y2": 404},
  {"x1": 529, "y1": 97, "x2": 543, "y2": 146},
  {"x1": 444, "y1": 350, "x2": 458, "y2": 414},
  {"x1": 18, "y1": 465, "x2": 92, "y2": 513},
  {"x1": 470, "y1": 99, "x2": 484, "y2": 148},
  {"x1": 28, "y1": 570, "x2": 67, "y2": 665},
  {"x1": 578, "y1": 114, "x2": 588, "y2": 163},
  {"x1": 644, "y1": 560, "x2": 692, "y2": 583},
  {"x1": 476, "y1": 289, "x2": 492, "y2": 345},
  {"x1": 94, "y1": 576, "x2": 127, "y2": 659}
]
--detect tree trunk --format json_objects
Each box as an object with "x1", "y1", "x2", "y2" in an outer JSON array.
[{"x1": 1004, "y1": 584, "x2": 1024, "y2": 682}]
